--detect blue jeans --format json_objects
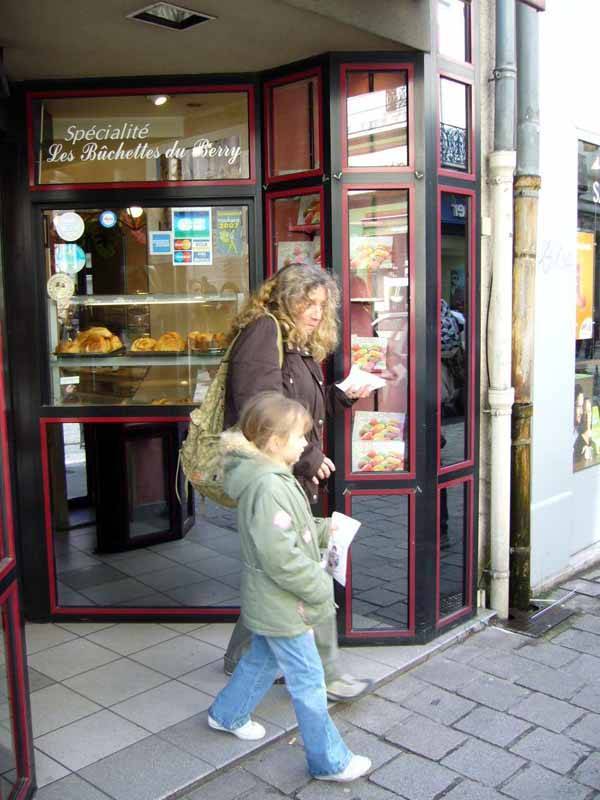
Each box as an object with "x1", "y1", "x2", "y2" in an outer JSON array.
[{"x1": 209, "y1": 631, "x2": 352, "y2": 777}]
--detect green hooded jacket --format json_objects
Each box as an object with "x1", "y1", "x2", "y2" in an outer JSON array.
[{"x1": 222, "y1": 431, "x2": 336, "y2": 637}]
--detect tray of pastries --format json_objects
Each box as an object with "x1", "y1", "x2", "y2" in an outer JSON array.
[
  {"x1": 56, "y1": 327, "x2": 124, "y2": 357},
  {"x1": 187, "y1": 331, "x2": 228, "y2": 353},
  {"x1": 129, "y1": 331, "x2": 187, "y2": 355}
]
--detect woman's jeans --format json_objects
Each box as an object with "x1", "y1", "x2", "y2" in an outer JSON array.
[
  {"x1": 224, "y1": 615, "x2": 342, "y2": 683},
  {"x1": 210, "y1": 631, "x2": 352, "y2": 777}
]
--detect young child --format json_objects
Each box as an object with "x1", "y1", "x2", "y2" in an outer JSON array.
[{"x1": 207, "y1": 391, "x2": 371, "y2": 782}]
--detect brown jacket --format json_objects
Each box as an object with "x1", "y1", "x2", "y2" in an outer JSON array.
[{"x1": 224, "y1": 315, "x2": 351, "y2": 503}]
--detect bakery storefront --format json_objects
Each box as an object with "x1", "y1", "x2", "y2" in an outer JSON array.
[{"x1": 1, "y1": 8, "x2": 479, "y2": 654}]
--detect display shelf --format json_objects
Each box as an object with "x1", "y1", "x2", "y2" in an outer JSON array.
[
  {"x1": 50, "y1": 353, "x2": 223, "y2": 368},
  {"x1": 288, "y1": 224, "x2": 320, "y2": 236},
  {"x1": 68, "y1": 293, "x2": 240, "y2": 307}
]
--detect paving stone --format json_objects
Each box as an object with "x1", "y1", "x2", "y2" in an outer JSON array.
[
  {"x1": 443, "y1": 643, "x2": 488, "y2": 664},
  {"x1": 454, "y1": 705, "x2": 532, "y2": 747},
  {"x1": 370, "y1": 752, "x2": 459, "y2": 800},
  {"x1": 63, "y1": 658, "x2": 168, "y2": 706},
  {"x1": 442, "y1": 779, "x2": 508, "y2": 800},
  {"x1": 501, "y1": 763, "x2": 591, "y2": 800},
  {"x1": 441, "y1": 738, "x2": 525, "y2": 787},
  {"x1": 335, "y1": 694, "x2": 412, "y2": 736},
  {"x1": 510, "y1": 693, "x2": 585, "y2": 733},
  {"x1": 235, "y1": 787, "x2": 288, "y2": 800},
  {"x1": 338, "y1": 724, "x2": 399, "y2": 770},
  {"x1": 468, "y1": 651, "x2": 538, "y2": 682},
  {"x1": 469, "y1": 627, "x2": 529, "y2": 651},
  {"x1": 25, "y1": 624, "x2": 77, "y2": 655},
  {"x1": 571, "y1": 683, "x2": 600, "y2": 714},
  {"x1": 110, "y1": 680, "x2": 213, "y2": 732},
  {"x1": 385, "y1": 712, "x2": 467, "y2": 759},
  {"x1": 129, "y1": 635, "x2": 224, "y2": 678},
  {"x1": 513, "y1": 661, "x2": 586, "y2": 700},
  {"x1": 79, "y1": 735, "x2": 213, "y2": 800},
  {"x1": 410, "y1": 657, "x2": 481, "y2": 691},
  {"x1": 402, "y1": 683, "x2": 476, "y2": 724},
  {"x1": 572, "y1": 614, "x2": 600, "y2": 636},
  {"x1": 84, "y1": 622, "x2": 179, "y2": 655},
  {"x1": 553, "y1": 629, "x2": 600, "y2": 657},
  {"x1": 184, "y1": 766, "x2": 259, "y2": 800},
  {"x1": 34, "y1": 773, "x2": 114, "y2": 800},
  {"x1": 566, "y1": 712, "x2": 600, "y2": 748},
  {"x1": 457, "y1": 673, "x2": 530, "y2": 711},
  {"x1": 243, "y1": 740, "x2": 312, "y2": 795},
  {"x1": 374, "y1": 673, "x2": 427, "y2": 704},
  {"x1": 27, "y1": 668, "x2": 55, "y2": 693},
  {"x1": 297, "y1": 778, "x2": 399, "y2": 800},
  {"x1": 517, "y1": 642, "x2": 580, "y2": 669},
  {"x1": 561, "y1": 653, "x2": 600, "y2": 684},
  {"x1": 27, "y1": 638, "x2": 119, "y2": 681},
  {"x1": 572, "y1": 752, "x2": 600, "y2": 791},
  {"x1": 563, "y1": 595, "x2": 600, "y2": 616},
  {"x1": 509, "y1": 727, "x2": 590, "y2": 774},
  {"x1": 561, "y1": 579, "x2": 600, "y2": 597},
  {"x1": 32, "y1": 749, "x2": 70, "y2": 788}
]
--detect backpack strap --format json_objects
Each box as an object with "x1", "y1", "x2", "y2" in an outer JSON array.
[{"x1": 264, "y1": 311, "x2": 284, "y2": 369}]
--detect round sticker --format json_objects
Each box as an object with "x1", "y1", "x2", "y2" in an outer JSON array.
[
  {"x1": 47, "y1": 273, "x2": 75, "y2": 302},
  {"x1": 99, "y1": 210, "x2": 117, "y2": 229},
  {"x1": 53, "y1": 212, "x2": 85, "y2": 242},
  {"x1": 54, "y1": 244, "x2": 86, "y2": 275}
]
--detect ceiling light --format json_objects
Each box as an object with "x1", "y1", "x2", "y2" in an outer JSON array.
[
  {"x1": 127, "y1": 2, "x2": 216, "y2": 31},
  {"x1": 148, "y1": 94, "x2": 169, "y2": 106},
  {"x1": 127, "y1": 206, "x2": 144, "y2": 219}
]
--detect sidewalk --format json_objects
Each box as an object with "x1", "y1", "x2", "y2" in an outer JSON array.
[{"x1": 30, "y1": 565, "x2": 600, "y2": 799}]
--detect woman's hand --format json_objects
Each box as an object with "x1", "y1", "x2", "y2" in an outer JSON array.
[
  {"x1": 312, "y1": 456, "x2": 336, "y2": 483},
  {"x1": 343, "y1": 384, "x2": 372, "y2": 400}
]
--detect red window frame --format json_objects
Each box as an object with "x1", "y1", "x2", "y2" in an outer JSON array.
[
  {"x1": 27, "y1": 84, "x2": 257, "y2": 191},
  {"x1": 343, "y1": 488, "x2": 416, "y2": 639},
  {"x1": 342, "y1": 184, "x2": 416, "y2": 481},
  {"x1": 437, "y1": 186, "x2": 476, "y2": 475},
  {"x1": 340, "y1": 62, "x2": 415, "y2": 174},
  {"x1": 263, "y1": 67, "x2": 324, "y2": 184},
  {"x1": 436, "y1": 475, "x2": 474, "y2": 628},
  {"x1": 438, "y1": 72, "x2": 475, "y2": 181},
  {"x1": 265, "y1": 185, "x2": 326, "y2": 277}
]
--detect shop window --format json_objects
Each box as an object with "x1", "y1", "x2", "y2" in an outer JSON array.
[
  {"x1": 345, "y1": 188, "x2": 410, "y2": 477},
  {"x1": 265, "y1": 71, "x2": 321, "y2": 180},
  {"x1": 574, "y1": 139, "x2": 600, "y2": 472},
  {"x1": 0, "y1": 598, "x2": 16, "y2": 796},
  {"x1": 42, "y1": 420, "x2": 242, "y2": 610},
  {"x1": 440, "y1": 77, "x2": 471, "y2": 173},
  {"x1": 43, "y1": 205, "x2": 249, "y2": 406},
  {"x1": 343, "y1": 68, "x2": 409, "y2": 169},
  {"x1": 30, "y1": 88, "x2": 253, "y2": 186},
  {"x1": 438, "y1": 0, "x2": 471, "y2": 63},
  {"x1": 348, "y1": 492, "x2": 411, "y2": 632},
  {"x1": 440, "y1": 191, "x2": 471, "y2": 469},
  {"x1": 438, "y1": 477, "x2": 472, "y2": 622},
  {"x1": 266, "y1": 189, "x2": 323, "y2": 274}
]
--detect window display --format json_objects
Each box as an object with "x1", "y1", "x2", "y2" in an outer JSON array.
[
  {"x1": 574, "y1": 139, "x2": 600, "y2": 471},
  {"x1": 440, "y1": 191, "x2": 470, "y2": 467},
  {"x1": 343, "y1": 68, "x2": 409, "y2": 168},
  {"x1": 346, "y1": 188, "x2": 410, "y2": 475},
  {"x1": 45, "y1": 205, "x2": 249, "y2": 405},
  {"x1": 30, "y1": 89, "x2": 252, "y2": 186},
  {"x1": 438, "y1": 478, "x2": 471, "y2": 621},
  {"x1": 265, "y1": 71, "x2": 321, "y2": 179},
  {"x1": 267, "y1": 189, "x2": 323, "y2": 273}
]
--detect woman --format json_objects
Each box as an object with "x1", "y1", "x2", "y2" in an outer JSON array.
[{"x1": 223, "y1": 264, "x2": 373, "y2": 702}]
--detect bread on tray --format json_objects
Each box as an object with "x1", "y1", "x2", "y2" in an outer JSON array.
[
  {"x1": 155, "y1": 331, "x2": 186, "y2": 352},
  {"x1": 131, "y1": 336, "x2": 157, "y2": 352}
]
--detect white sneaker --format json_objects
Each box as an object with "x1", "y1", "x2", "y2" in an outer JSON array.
[
  {"x1": 315, "y1": 754, "x2": 372, "y2": 782},
  {"x1": 207, "y1": 714, "x2": 266, "y2": 741}
]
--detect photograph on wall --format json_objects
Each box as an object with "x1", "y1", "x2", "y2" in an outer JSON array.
[
  {"x1": 576, "y1": 231, "x2": 595, "y2": 340},
  {"x1": 172, "y1": 207, "x2": 212, "y2": 266}
]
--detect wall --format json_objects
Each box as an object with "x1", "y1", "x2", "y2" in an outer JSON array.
[{"x1": 531, "y1": 0, "x2": 600, "y2": 590}]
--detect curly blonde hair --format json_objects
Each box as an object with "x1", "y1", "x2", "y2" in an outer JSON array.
[{"x1": 229, "y1": 265, "x2": 340, "y2": 361}]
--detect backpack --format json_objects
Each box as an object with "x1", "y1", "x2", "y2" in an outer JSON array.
[{"x1": 178, "y1": 313, "x2": 284, "y2": 508}]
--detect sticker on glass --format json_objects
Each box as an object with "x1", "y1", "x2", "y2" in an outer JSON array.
[
  {"x1": 53, "y1": 212, "x2": 85, "y2": 242},
  {"x1": 54, "y1": 244, "x2": 86, "y2": 275}
]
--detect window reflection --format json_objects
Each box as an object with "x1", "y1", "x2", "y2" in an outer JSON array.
[
  {"x1": 440, "y1": 193, "x2": 469, "y2": 466},
  {"x1": 348, "y1": 189, "x2": 410, "y2": 473},
  {"x1": 439, "y1": 481, "x2": 469, "y2": 618},
  {"x1": 270, "y1": 75, "x2": 320, "y2": 177},
  {"x1": 438, "y1": 0, "x2": 470, "y2": 63},
  {"x1": 0, "y1": 607, "x2": 16, "y2": 795},
  {"x1": 350, "y1": 494, "x2": 409, "y2": 630},
  {"x1": 270, "y1": 192, "x2": 322, "y2": 272},
  {"x1": 346, "y1": 70, "x2": 408, "y2": 168},
  {"x1": 440, "y1": 78, "x2": 469, "y2": 172}
]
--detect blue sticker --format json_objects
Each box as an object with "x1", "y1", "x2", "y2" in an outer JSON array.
[
  {"x1": 149, "y1": 231, "x2": 172, "y2": 255},
  {"x1": 54, "y1": 244, "x2": 86, "y2": 275},
  {"x1": 99, "y1": 210, "x2": 117, "y2": 229}
]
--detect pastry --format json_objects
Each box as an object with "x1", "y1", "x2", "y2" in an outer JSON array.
[
  {"x1": 56, "y1": 339, "x2": 80, "y2": 354},
  {"x1": 109, "y1": 335, "x2": 123, "y2": 351},
  {"x1": 187, "y1": 331, "x2": 212, "y2": 351},
  {"x1": 79, "y1": 332, "x2": 111, "y2": 353},
  {"x1": 212, "y1": 332, "x2": 228, "y2": 349},
  {"x1": 221, "y1": 281, "x2": 239, "y2": 295},
  {"x1": 131, "y1": 336, "x2": 157, "y2": 352},
  {"x1": 84, "y1": 326, "x2": 113, "y2": 339},
  {"x1": 156, "y1": 331, "x2": 186, "y2": 352}
]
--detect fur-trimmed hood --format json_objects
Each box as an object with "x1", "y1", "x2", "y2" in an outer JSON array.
[{"x1": 221, "y1": 429, "x2": 292, "y2": 502}]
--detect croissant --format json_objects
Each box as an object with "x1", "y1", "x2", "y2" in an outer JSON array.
[
  {"x1": 187, "y1": 331, "x2": 212, "y2": 350},
  {"x1": 82, "y1": 326, "x2": 113, "y2": 339},
  {"x1": 79, "y1": 333, "x2": 111, "y2": 353},
  {"x1": 109, "y1": 335, "x2": 123, "y2": 351},
  {"x1": 56, "y1": 339, "x2": 80, "y2": 354},
  {"x1": 131, "y1": 336, "x2": 157, "y2": 352},
  {"x1": 155, "y1": 331, "x2": 186, "y2": 352}
]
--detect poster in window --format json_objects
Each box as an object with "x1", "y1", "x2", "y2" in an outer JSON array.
[{"x1": 576, "y1": 231, "x2": 594, "y2": 340}]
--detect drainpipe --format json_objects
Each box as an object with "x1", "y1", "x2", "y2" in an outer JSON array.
[
  {"x1": 510, "y1": 1, "x2": 540, "y2": 611},
  {"x1": 488, "y1": 0, "x2": 517, "y2": 620}
]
